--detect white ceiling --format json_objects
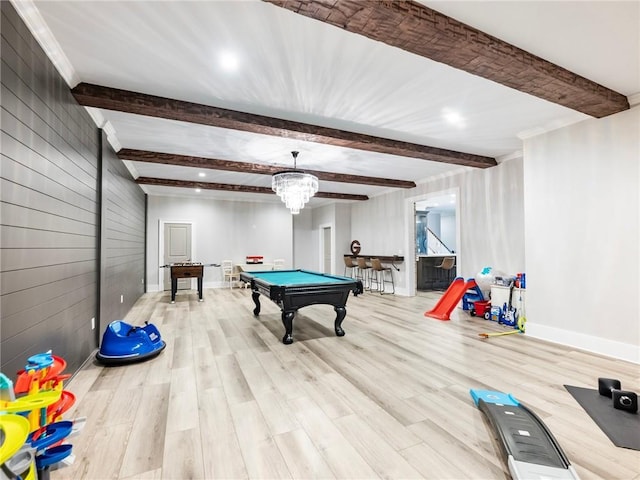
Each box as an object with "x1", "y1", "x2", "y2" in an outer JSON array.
[{"x1": 20, "y1": 0, "x2": 640, "y2": 209}]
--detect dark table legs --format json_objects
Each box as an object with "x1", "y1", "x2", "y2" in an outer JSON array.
[
  {"x1": 334, "y1": 306, "x2": 346, "y2": 337},
  {"x1": 279, "y1": 307, "x2": 346, "y2": 344},
  {"x1": 281, "y1": 311, "x2": 295, "y2": 345},
  {"x1": 251, "y1": 292, "x2": 347, "y2": 344},
  {"x1": 251, "y1": 291, "x2": 261, "y2": 316},
  {"x1": 171, "y1": 278, "x2": 177, "y2": 304},
  {"x1": 171, "y1": 276, "x2": 203, "y2": 303}
]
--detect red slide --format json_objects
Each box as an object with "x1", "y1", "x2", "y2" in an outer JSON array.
[{"x1": 424, "y1": 278, "x2": 477, "y2": 321}]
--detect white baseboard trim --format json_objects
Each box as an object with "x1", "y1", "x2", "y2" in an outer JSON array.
[
  {"x1": 526, "y1": 322, "x2": 640, "y2": 364},
  {"x1": 357, "y1": 287, "x2": 409, "y2": 296}
]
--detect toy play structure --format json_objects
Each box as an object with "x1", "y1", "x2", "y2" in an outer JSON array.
[
  {"x1": 0, "y1": 412, "x2": 32, "y2": 480},
  {"x1": 478, "y1": 278, "x2": 527, "y2": 339},
  {"x1": 1, "y1": 352, "x2": 83, "y2": 480},
  {"x1": 470, "y1": 389, "x2": 580, "y2": 479},
  {"x1": 96, "y1": 320, "x2": 166, "y2": 366},
  {"x1": 424, "y1": 278, "x2": 483, "y2": 321}
]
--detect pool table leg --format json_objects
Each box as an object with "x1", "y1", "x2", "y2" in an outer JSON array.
[
  {"x1": 281, "y1": 311, "x2": 295, "y2": 344},
  {"x1": 251, "y1": 291, "x2": 261, "y2": 316},
  {"x1": 334, "y1": 306, "x2": 346, "y2": 337}
]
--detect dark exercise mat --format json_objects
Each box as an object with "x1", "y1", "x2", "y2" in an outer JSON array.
[{"x1": 564, "y1": 385, "x2": 640, "y2": 450}]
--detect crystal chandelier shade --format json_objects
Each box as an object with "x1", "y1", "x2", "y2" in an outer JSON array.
[{"x1": 272, "y1": 152, "x2": 319, "y2": 214}]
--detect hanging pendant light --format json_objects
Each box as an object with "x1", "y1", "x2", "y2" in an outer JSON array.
[{"x1": 271, "y1": 151, "x2": 319, "y2": 214}]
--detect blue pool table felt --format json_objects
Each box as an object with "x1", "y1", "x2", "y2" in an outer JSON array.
[{"x1": 249, "y1": 270, "x2": 353, "y2": 285}]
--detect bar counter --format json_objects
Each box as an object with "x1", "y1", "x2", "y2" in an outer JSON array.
[
  {"x1": 416, "y1": 255, "x2": 457, "y2": 290},
  {"x1": 344, "y1": 255, "x2": 404, "y2": 271}
]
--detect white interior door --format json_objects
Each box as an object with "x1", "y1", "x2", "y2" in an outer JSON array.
[{"x1": 163, "y1": 223, "x2": 192, "y2": 291}]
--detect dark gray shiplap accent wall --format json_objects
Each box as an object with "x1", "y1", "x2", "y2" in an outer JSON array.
[
  {"x1": 1, "y1": 2, "x2": 99, "y2": 375},
  {"x1": 99, "y1": 132, "x2": 146, "y2": 332},
  {"x1": 0, "y1": 2, "x2": 146, "y2": 376}
]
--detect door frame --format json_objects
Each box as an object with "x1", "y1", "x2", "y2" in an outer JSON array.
[
  {"x1": 404, "y1": 188, "x2": 460, "y2": 296},
  {"x1": 318, "y1": 222, "x2": 333, "y2": 275},
  {"x1": 158, "y1": 220, "x2": 196, "y2": 289}
]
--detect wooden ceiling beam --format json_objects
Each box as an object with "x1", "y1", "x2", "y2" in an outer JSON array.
[
  {"x1": 135, "y1": 177, "x2": 369, "y2": 201},
  {"x1": 264, "y1": 0, "x2": 629, "y2": 118},
  {"x1": 118, "y1": 149, "x2": 416, "y2": 189},
  {"x1": 72, "y1": 83, "x2": 496, "y2": 169}
]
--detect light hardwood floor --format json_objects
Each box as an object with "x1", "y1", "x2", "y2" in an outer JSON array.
[{"x1": 53, "y1": 288, "x2": 639, "y2": 479}]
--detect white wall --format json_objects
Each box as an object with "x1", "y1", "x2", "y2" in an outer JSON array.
[
  {"x1": 524, "y1": 107, "x2": 640, "y2": 362},
  {"x1": 334, "y1": 203, "x2": 352, "y2": 275},
  {"x1": 146, "y1": 195, "x2": 293, "y2": 290},
  {"x1": 351, "y1": 189, "x2": 407, "y2": 259},
  {"x1": 457, "y1": 159, "x2": 525, "y2": 278},
  {"x1": 292, "y1": 208, "x2": 314, "y2": 270},
  {"x1": 296, "y1": 203, "x2": 354, "y2": 276},
  {"x1": 348, "y1": 159, "x2": 525, "y2": 295}
]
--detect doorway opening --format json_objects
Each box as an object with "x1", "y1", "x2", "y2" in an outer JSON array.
[
  {"x1": 319, "y1": 224, "x2": 333, "y2": 274},
  {"x1": 405, "y1": 189, "x2": 460, "y2": 295}
]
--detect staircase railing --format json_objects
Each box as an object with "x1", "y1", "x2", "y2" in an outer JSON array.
[{"x1": 427, "y1": 228, "x2": 453, "y2": 255}]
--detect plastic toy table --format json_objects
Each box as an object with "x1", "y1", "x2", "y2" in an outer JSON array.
[{"x1": 240, "y1": 269, "x2": 363, "y2": 344}]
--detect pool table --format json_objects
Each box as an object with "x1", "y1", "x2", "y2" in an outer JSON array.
[{"x1": 239, "y1": 269, "x2": 363, "y2": 344}]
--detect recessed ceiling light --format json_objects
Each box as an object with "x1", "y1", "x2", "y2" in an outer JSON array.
[
  {"x1": 198, "y1": 172, "x2": 206, "y2": 177},
  {"x1": 442, "y1": 108, "x2": 466, "y2": 128},
  {"x1": 195, "y1": 188, "x2": 201, "y2": 193},
  {"x1": 219, "y1": 51, "x2": 239, "y2": 72}
]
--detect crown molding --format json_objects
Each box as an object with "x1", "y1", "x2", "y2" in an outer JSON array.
[
  {"x1": 10, "y1": 0, "x2": 80, "y2": 87},
  {"x1": 496, "y1": 150, "x2": 523, "y2": 164},
  {"x1": 9, "y1": 1, "x2": 129, "y2": 152},
  {"x1": 517, "y1": 115, "x2": 587, "y2": 140}
]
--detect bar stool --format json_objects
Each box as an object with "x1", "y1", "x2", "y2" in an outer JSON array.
[
  {"x1": 343, "y1": 256, "x2": 357, "y2": 278},
  {"x1": 435, "y1": 256, "x2": 455, "y2": 287},
  {"x1": 370, "y1": 258, "x2": 395, "y2": 294},
  {"x1": 356, "y1": 257, "x2": 371, "y2": 290}
]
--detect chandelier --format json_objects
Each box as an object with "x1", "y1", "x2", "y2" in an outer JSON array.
[{"x1": 272, "y1": 151, "x2": 319, "y2": 214}]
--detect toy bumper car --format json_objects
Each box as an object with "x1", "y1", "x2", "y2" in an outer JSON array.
[{"x1": 96, "y1": 320, "x2": 166, "y2": 366}]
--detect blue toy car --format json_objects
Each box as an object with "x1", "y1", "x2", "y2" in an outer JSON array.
[{"x1": 96, "y1": 320, "x2": 166, "y2": 366}]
